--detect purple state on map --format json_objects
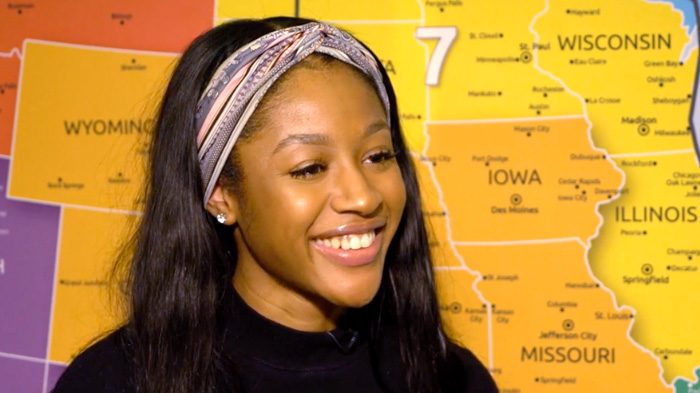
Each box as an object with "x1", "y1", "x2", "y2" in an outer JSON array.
[
  {"x1": 47, "y1": 363, "x2": 67, "y2": 391},
  {"x1": 0, "y1": 158, "x2": 60, "y2": 358},
  {"x1": 0, "y1": 357, "x2": 44, "y2": 393}
]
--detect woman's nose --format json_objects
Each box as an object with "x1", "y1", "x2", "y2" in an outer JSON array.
[{"x1": 329, "y1": 164, "x2": 382, "y2": 216}]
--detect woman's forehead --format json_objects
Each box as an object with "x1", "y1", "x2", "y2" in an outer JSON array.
[{"x1": 253, "y1": 64, "x2": 389, "y2": 138}]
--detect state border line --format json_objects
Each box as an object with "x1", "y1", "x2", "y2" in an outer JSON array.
[
  {"x1": 608, "y1": 148, "x2": 696, "y2": 158},
  {"x1": 434, "y1": 266, "x2": 470, "y2": 271},
  {"x1": 211, "y1": 0, "x2": 218, "y2": 26},
  {"x1": 42, "y1": 207, "x2": 63, "y2": 393},
  {"x1": 0, "y1": 48, "x2": 22, "y2": 59},
  {"x1": 5, "y1": 38, "x2": 170, "y2": 218},
  {"x1": 531, "y1": 1, "x2": 676, "y2": 390},
  {"x1": 426, "y1": 113, "x2": 584, "y2": 125},
  {"x1": 3, "y1": 194, "x2": 142, "y2": 217},
  {"x1": 413, "y1": 0, "x2": 496, "y2": 371},
  {"x1": 671, "y1": 0, "x2": 700, "y2": 388},
  {"x1": 0, "y1": 351, "x2": 67, "y2": 366},
  {"x1": 687, "y1": 0, "x2": 700, "y2": 164},
  {"x1": 454, "y1": 237, "x2": 587, "y2": 247},
  {"x1": 13, "y1": 39, "x2": 179, "y2": 57},
  {"x1": 530, "y1": 1, "x2": 664, "y2": 386}
]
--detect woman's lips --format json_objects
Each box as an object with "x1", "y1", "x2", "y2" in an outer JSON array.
[{"x1": 311, "y1": 230, "x2": 383, "y2": 267}]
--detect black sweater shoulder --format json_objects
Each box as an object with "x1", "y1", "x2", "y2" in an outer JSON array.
[
  {"x1": 444, "y1": 342, "x2": 499, "y2": 393},
  {"x1": 51, "y1": 328, "x2": 135, "y2": 393},
  {"x1": 50, "y1": 329, "x2": 498, "y2": 393}
]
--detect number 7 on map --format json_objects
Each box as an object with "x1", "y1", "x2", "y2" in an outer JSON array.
[{"x1": 415, "y1": 26, "x2": 457, "y2": 86}]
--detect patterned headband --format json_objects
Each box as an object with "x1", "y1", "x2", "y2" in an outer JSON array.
[{"x1": 195, "y1": 21, "x2": 391, "y2": 206}]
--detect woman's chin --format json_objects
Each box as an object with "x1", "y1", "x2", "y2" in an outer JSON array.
[{"x1": 324, "y1": 279, "x2": 382, "y2": 309}]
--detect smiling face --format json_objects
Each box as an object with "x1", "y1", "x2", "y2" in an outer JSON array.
[{"x1": 208, "y1": 60, "x2": 406, "y2": 331}]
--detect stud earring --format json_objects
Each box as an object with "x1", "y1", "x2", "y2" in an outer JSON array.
[{"x1": 216, "y1": 213, "x2": 226, "y2": 224}]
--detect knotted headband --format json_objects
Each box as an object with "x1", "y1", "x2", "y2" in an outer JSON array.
[{"x1": 195, "y1": 21, "x2": 391, "y2": 205}]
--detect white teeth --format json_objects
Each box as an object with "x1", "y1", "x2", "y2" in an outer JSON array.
[
  {"x1": 316, "y1": 230, "x2": 376, "y2": 250},
  {"x1": 360, "y1": 233, "x2": 371, "y2": 248}
]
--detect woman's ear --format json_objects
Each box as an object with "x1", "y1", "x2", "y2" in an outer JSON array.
[{"x1": 205, "y1": 183, "x2": 239, "y2": 225}]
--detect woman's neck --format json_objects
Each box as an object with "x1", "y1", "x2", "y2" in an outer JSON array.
[{"x1": 232, "y1": 263, "x2": 345, "y2": 332}]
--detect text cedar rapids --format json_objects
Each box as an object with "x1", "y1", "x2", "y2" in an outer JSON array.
[
  {"x1": 557, "y1": 33, "x2": 672, "y2": 51},
  {"x1": 64, "y1": 118, "x2": 154, "y2": 135}
]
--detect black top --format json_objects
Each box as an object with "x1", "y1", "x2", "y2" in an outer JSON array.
[{"x1": 52, "y1": 292, "x2": 498, "y2": 393}]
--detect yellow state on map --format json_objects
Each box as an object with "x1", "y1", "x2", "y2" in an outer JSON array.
[
  {"x1": 426, "y1": 117, "x2": 622, "y2": 242},
  {"x1": 423, "y1": 1, "x2": 582, "y2": 121},
  {"x1": 536, "y1": 0, "x2": 697, "y2": 155},
  {"x1": 9, "y1": 41, "x2": 175, "y2": 211},
  {"x1": 213, "y1": 4, "x2": 427, "y2": 150},
  {"x1": 456, "y1": 242, "x2": 669, "y2": 392},
  {"x1": 330, "y1": 23, "x2": 426, "y2": 151},
  {"x1": 49, "y1": 208, "x2": 133, "y2": 363},
  {"x1": 216, "y1": 0, "x2": 295, "y2": 22},
  {"x1": 300, "y1": 0, "x2": 420, "y2": 21},
  {"x1": 216, "y1": 0, "x2": 421, "y2": 26},
  {"x1": 590, "y1": 152, "x2": 700, "y2": 383}
]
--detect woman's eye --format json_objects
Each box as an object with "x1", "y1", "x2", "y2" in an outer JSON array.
[
  {"x1": 289, "y1": 163, "x2": 326, "y2": 179},
  {"x1": 364, "y1": 150, "x2": 398, "y2": 165}
]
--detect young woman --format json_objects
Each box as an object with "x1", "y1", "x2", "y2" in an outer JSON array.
[{"x1": 52, "y1": 17, "x2": 498, "y2": 393}]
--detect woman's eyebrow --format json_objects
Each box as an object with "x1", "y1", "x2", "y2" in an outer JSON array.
[
  {"x1": 273, "y1": 133, "x2": 331, "y2": 154},
  {"x1": 272, "y1": 120, "x2": 389, "y2": 154},
  {"x1": 364, "y1": 120, "x2": 389, "y2": 137}
]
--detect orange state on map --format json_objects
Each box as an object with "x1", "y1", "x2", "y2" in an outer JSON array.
[
  {"x1": 456, "y1": 242, "x2": 669, "y2": 392},
  {"x1": 414, "y1": 154, "x2": 463, "y2": 268},
  {"x1": 0, "y1": 0, "x2": 213, "y2": 156},
  {"x1": 0, "y1": 53, "x2": 18, "y2": 155},
  {"x1": 0, "y1": 0, "x2": 213, "y2": 52},
  {"x1": 49, "y1": 208, "x2": 132, "y2": 363},
  {"x1": 426, "y1": 117, "x2": 623, "y2": 242},
  {"x1": 435, "y1": 270, "x2": 490, "y2": 369},
  {"x1": 9, "y1": 41, "x2": 177, "y2": 210}
]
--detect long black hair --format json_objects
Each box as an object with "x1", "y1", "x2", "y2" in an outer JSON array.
[{"x1": 122, "y1": 16, "x2": 451, "y2": 393}]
